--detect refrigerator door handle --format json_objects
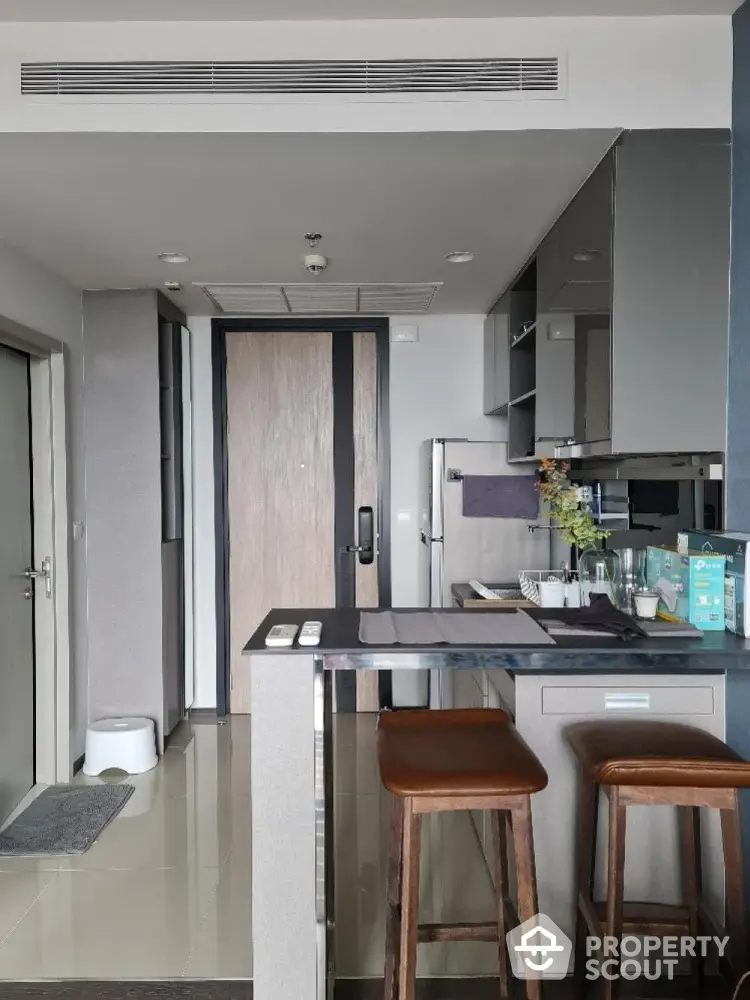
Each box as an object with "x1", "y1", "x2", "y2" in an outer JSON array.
[{"x1": 421, "y1": 530, "x2": 443, "y2": 545}]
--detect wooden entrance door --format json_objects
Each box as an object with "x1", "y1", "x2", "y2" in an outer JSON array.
[{"x1": 225, "y1": 328, "x2": 381, "y2": 714}]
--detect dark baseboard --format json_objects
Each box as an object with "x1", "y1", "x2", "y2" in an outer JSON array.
[
  {"x1": 334, "y1": 975, "x2": 731, "y2": 1000},
  {"x1": 0, "y1": 976, "x2": 731, "y2": 999},
  {"x1": 187, "y1": 708, "x2": 228, "y2": 724}
]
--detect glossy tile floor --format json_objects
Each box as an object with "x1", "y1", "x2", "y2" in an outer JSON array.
[{"x1": 0, "y1": 714, "x2": 498, "y2": 981}]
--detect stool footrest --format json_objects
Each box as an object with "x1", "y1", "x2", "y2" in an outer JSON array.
[
  {"x1": 581, "y1": 894, "x2": 692, "y2": 936},
  {"x1": 418, "y1": 921, "x2": 499, "y2": 943}
]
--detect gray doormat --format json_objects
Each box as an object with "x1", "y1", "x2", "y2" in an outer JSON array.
[{"x1": 0, "y1": 783, "x2": 134, "y2": 856}]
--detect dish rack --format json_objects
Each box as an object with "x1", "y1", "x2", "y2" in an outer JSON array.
[{"x1": 518, "y1": 569, "x2": 576, "y2": 606}]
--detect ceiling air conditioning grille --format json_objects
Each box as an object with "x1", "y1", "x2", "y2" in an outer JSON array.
[
  {"x1": 21, "y1": 58, "x2": 560, "y2": 96},
  {"x1": 197, "y1": 283, "x2": 442, "y2": 316}
]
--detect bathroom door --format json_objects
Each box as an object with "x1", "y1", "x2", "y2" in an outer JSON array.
[{"x1": 0, "y1": 345, "x2": 35, "y2": 823}]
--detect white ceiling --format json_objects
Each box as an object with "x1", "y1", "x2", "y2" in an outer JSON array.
[
  {"x1": 0, "y1": 0, "x2": 740, "y2": 18},
  {"x1": 0, "y1": 131, "x2": 618, "y2": 315}
]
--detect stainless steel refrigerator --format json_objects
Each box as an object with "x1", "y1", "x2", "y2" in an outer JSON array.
[{"x1": 418, "y1": 438, "x2": 551, "y2": 707}]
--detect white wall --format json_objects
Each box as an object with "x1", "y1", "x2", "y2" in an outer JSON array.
[
  {"x1": 389, "y1": 315, "x2": 506, "y2": 607},
  {"x1": 0, "y1": 16, "x2": 731, "y2": 133},
  {"x1": 0, "y1": 239, "x2": 86, "y2": 760},
  {"x1": 188, "y1": 313, "x2": 506, "y2": 707},
  {"x1": 189, "y1": 317, "x2": 218, "y2": 709}
]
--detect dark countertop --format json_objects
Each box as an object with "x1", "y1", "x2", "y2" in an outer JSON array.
[{"x1": 242, "y1": 607, "x2": 750, "y2": 674}]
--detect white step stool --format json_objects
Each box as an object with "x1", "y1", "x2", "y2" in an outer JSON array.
[{"x1": 83, "y1": 717, "x2": 158, "y2": 776}]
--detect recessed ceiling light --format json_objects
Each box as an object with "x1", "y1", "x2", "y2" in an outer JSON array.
[
  {"x1": 572, "y1": 250, "x2": 601, "y2": 263},
  {"x1": 158, "y1": 252, "x2": 190, "y2": 264},
  {"x1": 445, "y1": 251, "x2": 475, "y2": 264}
]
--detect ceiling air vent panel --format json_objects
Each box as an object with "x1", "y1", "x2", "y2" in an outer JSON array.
[
  {"x1": 197, "y1": 283, "x2": 442, "y2": 315},
  {"x1": 21, "y1": 58, "x2": 561, "y2": 97},
  {"x1": 284, "y1": 284, "x2": 358, "y2": 314},
  {"x1": 200, "y1": 285, "x2": 289, "y2": 314}
]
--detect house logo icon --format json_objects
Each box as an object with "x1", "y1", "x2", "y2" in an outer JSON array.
[{"x1": 506, "y1": 913, "x2": 572, "y2": 980}]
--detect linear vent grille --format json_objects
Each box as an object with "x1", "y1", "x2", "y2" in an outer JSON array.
[
  {"x1": 21, "y1": 58, "x2": 560, "y2": 96},
  {"x1": 197, "y1": 283, "x2": 441, "y2": 315}
]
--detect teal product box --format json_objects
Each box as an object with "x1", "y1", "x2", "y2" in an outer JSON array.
[
  {"x1": 645, "y1": 545, "x2": 726, "y2": 630},
  {"x1": 678, "y1": 531, "x2": 750, "y2": 636}
]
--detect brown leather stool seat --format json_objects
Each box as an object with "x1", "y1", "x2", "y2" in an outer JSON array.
[
  {"x1": 567, "y1": 719, "x2": 750, "y2": 788},
  {"x1": 378, "y1": 708, "x2": 548, "y2": 798},
  {"x1": 565, "y1": 719, "x2": 749, "y2": 1000},
  {"x1": 378, "y1": 709, "x2": 548, "y2": 1000}
]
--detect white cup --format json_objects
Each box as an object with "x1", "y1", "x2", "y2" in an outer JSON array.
[
  {"x1": 564, "y1": 582, "x2": 582, "y2": 608},
  {"x1": 633, "y1": 590, "x2": 660, "y2": 620},
  {"x1": 538, "y1": 580, "x2": 566, "y2": 608}
]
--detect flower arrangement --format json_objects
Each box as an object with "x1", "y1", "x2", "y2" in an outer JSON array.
[{"x1": 536, "y1": 457, "x2": 609, "y2": 550}]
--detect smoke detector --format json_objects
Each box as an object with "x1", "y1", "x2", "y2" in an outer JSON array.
[{"x1": 303, "y1": 253, "x2": 329, "y2": 276}]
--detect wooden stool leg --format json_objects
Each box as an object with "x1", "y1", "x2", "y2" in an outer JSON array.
[
  {"x1": 398, "y1": 796, "x2": 421, "y2": 1000},
  {"x1": 678, "y1": 805, "x2": 704, "y2": 997},
  {"x1": 490, "y1": 810, "x2": 511, "y2": 998},
  {"x1": 510, "y1": 796, "x2": 541, "y2": 1000},
  {"x1": 721, "y1": 793, "x2": 748, "y2": 977},
  {"x1": 603, "y1": 788, "x2": 626, "y2": 1000},
  {"x1": 384, "y1": 796, "x2": 404, "y2": 1000},
  {"x1": 573, "y1": 776, "x2": 599, "y2": 998}
]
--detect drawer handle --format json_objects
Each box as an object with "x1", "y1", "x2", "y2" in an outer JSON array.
[{"x1": 604, "y1": 692, "x2": 651, "y2": 712}]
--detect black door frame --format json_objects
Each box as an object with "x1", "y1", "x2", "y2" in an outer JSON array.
[{"x1": 212, "y1": 317, "x2": 392, "y2": 715}]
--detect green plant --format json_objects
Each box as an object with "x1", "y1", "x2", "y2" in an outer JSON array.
[{"x1": 536, "y1": 457, "x2": 609, "y2": 550}]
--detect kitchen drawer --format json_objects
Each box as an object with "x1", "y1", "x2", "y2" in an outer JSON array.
[{"x1": 541, "y1": 684, "x2": 714, "y2": 717}]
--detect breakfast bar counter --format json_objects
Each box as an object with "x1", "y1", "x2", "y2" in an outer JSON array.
[{"x1": 243, "y1": 608, "x2": 750, "y2": 1000}]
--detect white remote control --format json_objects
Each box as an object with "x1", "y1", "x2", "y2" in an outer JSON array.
[
  {"x1": 265, "y1": 624, "x2": 299, "y2": 648},
  {"x1": 298, "y1": 620, "x2": 323, "y2": 647}
]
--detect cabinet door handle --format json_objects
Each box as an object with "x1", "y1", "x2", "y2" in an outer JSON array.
[{"x1": 604, "y1": 692, "x2": 651, "y2": 712}]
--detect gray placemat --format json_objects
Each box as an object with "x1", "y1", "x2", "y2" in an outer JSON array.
[
  {"x1": 359, "y1": 610, "x2": 555, "y2": 645},
  {"x1": 0, "y1": 784, "x2": 135, "y2": 856}
]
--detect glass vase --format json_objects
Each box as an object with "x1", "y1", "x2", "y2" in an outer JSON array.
[{"x1": 578, "y1": 546, "x2": 624, "y2": 610}]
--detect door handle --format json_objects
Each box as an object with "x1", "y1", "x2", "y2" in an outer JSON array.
[
  {"x1": 346, "y1": 506, "x2": 374, "y2": 565},
  {"x1": 22, "y1": 557, "x2": 52, "y2": 599}
]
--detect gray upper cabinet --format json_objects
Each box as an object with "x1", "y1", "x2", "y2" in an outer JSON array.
[
  {"x1": 484, "y1": 130, "x2": 731, "y2": 461},
  {"x1": 533, "y1": 153, "x2": 615, "y2": 455},
  {"x1": 483, "y1": 292, "x2": 510, "y2": 415},
  {"x1": 608, "y1": 131, "x2": 730, "y2": 456},
  {"x1": 536, "y1": 151, "x2": 614, "y2": 317}
]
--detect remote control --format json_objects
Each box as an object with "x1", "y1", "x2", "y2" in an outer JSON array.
[
  {"x1": 265, "y1": 624, "x2": 299, "y2": 648},
  {"x1": 298, "y1": 620, "x2": 323, "y2": 647},
  {"x1": 468, "y1": 579, "x2": 502, "y2": 600}
]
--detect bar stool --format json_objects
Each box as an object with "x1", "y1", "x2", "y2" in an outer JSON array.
[
  {"x1": 565, "y1": 720, "x2": 750, "y2": 998},
  {"x1": 377, "y1": 708, "x2": 549, "y2": 1000}
]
